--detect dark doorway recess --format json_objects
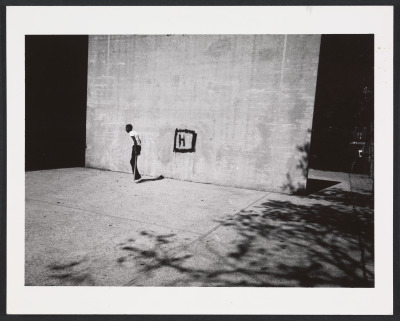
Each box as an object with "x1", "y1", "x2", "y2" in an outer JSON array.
[
  {"x1": 25, "y1": 36, "x2": 88, "y2": 171},
  {"x1": 309, "y1": 35, "x2": 374, "y2": 174}
]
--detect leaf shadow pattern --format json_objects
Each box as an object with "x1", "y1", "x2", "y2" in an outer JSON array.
[
  {"x1": 47, "y1": 258, "x2": 95, "y2": 285},
  {"x1": 217, "y1": 191, "x2": 374, "y2": 287},
  {"x1": 119, "y1": 187, "x2": 374, "y2": 287},
  {"x1": 117, "y1": 232, "x2": 188, "y2": 274},
  {"x1": 282, "y1": 141, "x2": 311, "y2": 195}
]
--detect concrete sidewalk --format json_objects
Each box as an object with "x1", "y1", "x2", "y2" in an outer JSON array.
[{"x1": 25, "y1": 168, "x2": 374, "y2": 287}]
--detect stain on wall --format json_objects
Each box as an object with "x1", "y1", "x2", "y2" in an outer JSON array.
[{"x1": 86, "y1": 35, "x2": 321, "y2": 192}]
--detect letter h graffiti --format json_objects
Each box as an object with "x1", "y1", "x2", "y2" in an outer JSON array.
[
  {"x1": 178, "y1": 133, "x2": 185, "y2": 147},
  {"x1": 173, "y1": 129, "x2": 197, "y2": 153}
]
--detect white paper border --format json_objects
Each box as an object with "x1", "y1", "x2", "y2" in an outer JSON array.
[{"x1": 7, "y1": 6, "x2": 393, "y2": 315}]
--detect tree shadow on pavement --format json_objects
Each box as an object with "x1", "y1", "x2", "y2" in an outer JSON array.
[
  {"x1": 114, "y1": 136, "x2": 374, "y2": 287},
  {"x1": 117, "y1": 186, "x2": 374, "y2": 287},
  {"x1": 46, "y1": 258, "x2": 95, "y2": 285}
]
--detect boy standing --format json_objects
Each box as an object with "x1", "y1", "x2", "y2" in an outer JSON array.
[{"x1": 125, "y1": 124, "x2": 142, "y2": 182}]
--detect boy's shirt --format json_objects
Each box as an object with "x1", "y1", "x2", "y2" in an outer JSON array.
[{"x1": 129, "y1": 130, "x2": 141, "y2": 146}]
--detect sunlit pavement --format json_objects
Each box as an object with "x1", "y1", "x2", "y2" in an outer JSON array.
[{"x1": 25, "y1": 168, "x2": 374, "y2": 287}]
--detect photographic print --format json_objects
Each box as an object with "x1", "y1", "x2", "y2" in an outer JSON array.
[
  {"x1": 6, "y1": 6, "x2": 394, "y2": 315},
  {"x1": 25, "y1": 34, "x2": 374, "y2": 287}
]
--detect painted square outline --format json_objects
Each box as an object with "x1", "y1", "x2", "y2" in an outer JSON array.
[{"x1": 173, "y1": 128, "x2": 197, "y2": 153}]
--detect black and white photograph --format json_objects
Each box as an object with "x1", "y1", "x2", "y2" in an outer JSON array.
[
  {"x1": 5, "y1": 5, "x2": 394, "y2": 315},
  {"x1": 25, "y1": 33, "x2": 375, "y2": 288}
]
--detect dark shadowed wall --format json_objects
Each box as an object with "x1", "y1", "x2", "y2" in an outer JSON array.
[
  {"x1": 86, "y1": 35, "x2": 321, "y2": 192},
  {"x1": 25, "y1": 36, "x2": 88, "y2": 171},
  {"x1": 309, "y1": 35, "x2": 374, "y2": 174}
]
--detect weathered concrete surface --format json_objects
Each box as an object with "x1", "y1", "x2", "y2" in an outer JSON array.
[
  {"x1": 86, "y1": 35, "x2": 321, "y2": 192},
  {"x1": 25, "y1": 168, "x2": 266, "y2": 286},
  {"x1": 25, "y1": 168, "x2": 373, "y2": 287},
  {"x1": 130, "y1": 170, "x2": 375, "y2": 287}
]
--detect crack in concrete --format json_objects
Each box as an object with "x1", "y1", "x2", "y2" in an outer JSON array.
[
  {"x1": 123, "y1": 192, "x2": 272, "y2": 286},
  {"x1": 26, "y1": 197, "x2": 204, "y2": 236}
]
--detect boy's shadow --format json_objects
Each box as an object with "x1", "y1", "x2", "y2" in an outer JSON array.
[{"x1": 138, "y1": 175, "x2": 164, "y2": 183}]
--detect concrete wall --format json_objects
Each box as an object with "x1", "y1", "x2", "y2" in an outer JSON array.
[{"x1": 86, "y1": 35, "x2": 321, "y2": 192}]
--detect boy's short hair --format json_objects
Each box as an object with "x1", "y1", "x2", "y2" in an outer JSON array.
[{"x1": 126, "y1": 124, "x2": 133, "y2": 130}]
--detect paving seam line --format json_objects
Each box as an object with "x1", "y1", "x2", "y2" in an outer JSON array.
[
  {"x1": 26, "y1": 197, "x2": 204, "y2": 236},
  {"x1": 123, "y1": 192, "x2": 272, "y2": 286}
]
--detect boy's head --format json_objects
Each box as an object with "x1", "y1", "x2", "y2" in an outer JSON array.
[{"x1": 125, "y1": 124, "x2": 133, "y2": 133}]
